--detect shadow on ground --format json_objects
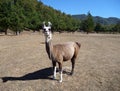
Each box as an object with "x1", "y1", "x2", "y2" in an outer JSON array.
[{"x1": 1, "y1": 67, "x2": 53, "y2": 83}]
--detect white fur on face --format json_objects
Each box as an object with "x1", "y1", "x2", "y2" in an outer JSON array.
[
  {"x1": 43, "y1": 26, "x2": 51, "y2": 36},
  {"x1": 43, "y1": 26, "x2": 52, "y2": 42}
]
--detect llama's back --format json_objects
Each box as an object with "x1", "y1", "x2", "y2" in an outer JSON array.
[{"x1": 53, "y1": 42, "x2": 80, "y2": 61}]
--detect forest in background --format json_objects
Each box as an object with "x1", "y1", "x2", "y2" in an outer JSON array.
[
  {"x1": 0, "y1": 0, "x2": 80, "y2": 35},
  {"x1": 0, "y1": 0, "x2": 120, "y2": 35},
  {"x1": 72, "y1": 14, "x2": 120, "y2": 25},
  {"x1": 73, "y1": 14, "x2": 120, "y2": 33}
]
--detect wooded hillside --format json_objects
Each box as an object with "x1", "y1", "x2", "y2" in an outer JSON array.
[
  {"x1": 0, "y1": 0, "x2": 120, "y2": 35},
  {"x1": 73, "y1": 14, "x2": 120, "y2": 33},
  {"x1": 72, "y1": 14, "x2": 120, "y2": 25},
  {"x1": 0, "y1": 0, "x2": 80, "y2": 35}
]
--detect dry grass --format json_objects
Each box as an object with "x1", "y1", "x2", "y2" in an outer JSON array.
[{"x1": 0, "y1": 32, "x2": 120, "y2": 91}]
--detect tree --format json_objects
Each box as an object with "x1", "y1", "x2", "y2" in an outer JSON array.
[
  {"x1": 80, "y1": 20, "x2": 88, "y2": 32},
  {"x1": 0, "y1": 0, "x2": 11, "y2": 35},
  {"x1": 86, "y1": 12, "x2": 94, "y2": 33},
  {"x1": 113, "y1": 23, "x2": 120, "y2": 33},
  {"x1": 10, "y1": 1, "x2": 25, "y2": 35},
  {"x1": 0, "y1": 0, "x2": 25, "y2": 35},
  {"x1": 80, "y1": 12, "x2": 94, "y2": 34},
  {"x1": 0, "y1": 0, "x2": 81, "y2": 34},
  {"x1": 94, "y1": 23, "x2": 103, "y2": 33}
]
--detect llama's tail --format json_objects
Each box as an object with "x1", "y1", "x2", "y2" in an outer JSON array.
[
  {"x1": 73, "y1": 42, "x2": 81, "y2": 58},
  {"x1": 75, "y1": 42, "x2": 81, "y2": 48}
]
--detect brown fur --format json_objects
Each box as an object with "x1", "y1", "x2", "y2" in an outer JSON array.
[
  {"x1": 43, "y1": 22, "x2": 81, "y2": 82},
  {"x1": 51, "y1": 42, "x2": 81, "y2": 63},
  {"x1": 45, "y1": 41, "x2": 81, "y2": 80},
  {"x1": 47, "y1": 41, "x2": 81, "y2": 79}
]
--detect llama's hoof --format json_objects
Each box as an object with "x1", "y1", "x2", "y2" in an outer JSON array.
[
  {"x1": 59, "y1": 80, "x2": 62, "y2": 83},
  {"x1": 53, "y1": 76, "x2": 56, "y2": 80},
  {"x1": 70, "y1": 72, "x2": 74, "y2": 75}
]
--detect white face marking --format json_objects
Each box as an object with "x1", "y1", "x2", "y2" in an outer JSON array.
[
  {"x1": 43, "y1": 26, "x2": 52, "y2": 42},
  {"x1": 43, "y1": 26, "x2": 51, "y2": 36},
  {"x1": 43, "y1": 22, "x2": 52, "y2": 39}
]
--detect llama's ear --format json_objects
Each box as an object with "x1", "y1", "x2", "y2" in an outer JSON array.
[
  {"x1": 48, "y1": 22, "x2": 52, "y2": 27},
  {"x1": 43, "y1": 21, "x2": 46, "y2": 28}
]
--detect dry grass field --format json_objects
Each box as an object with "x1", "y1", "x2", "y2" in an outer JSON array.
[{"x1": 0, "y1": 32, "x2": 120, "y2": 91}]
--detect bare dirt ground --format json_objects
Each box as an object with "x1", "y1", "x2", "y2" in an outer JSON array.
[{"x1": 0, "y1": 32, "x2": 120, "y2": 91}]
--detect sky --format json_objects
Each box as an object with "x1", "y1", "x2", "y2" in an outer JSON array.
[{"x1": 40, "y1": 0, "x2": 120, "y2": 18}]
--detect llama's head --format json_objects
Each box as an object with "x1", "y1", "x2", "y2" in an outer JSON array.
[{"x1": 43, "y1": 22, "x2": 52, "y2": 42}]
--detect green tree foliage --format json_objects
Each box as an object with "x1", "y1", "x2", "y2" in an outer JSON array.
[
  {"x1": 72, "y1": 15, "x2": 120, "y2": 26},
  {"x1": 80, "y1": 20, "x2": 88, "y2": 32},
  {"x1": 80, "y1": 12, "x2": 94, "y2": 34},
  {"x1": 74, "y1": 14, "x2": 120, "y2": 33},
  {"x1": 0, "y1": 0, "x2": 80, "y2": 35},
  {"x1": 86, "y1": 12, "x2": 94, "y2": 33},
  {"x1": 94, "y1": 23, "x2": 104, "y2": 33},
  {"x1": 0, "y1": 0, "x2": 11, "y2": 34},
  {"x1": 113, "y1": 23, "x2": 120, "y2": 33}
]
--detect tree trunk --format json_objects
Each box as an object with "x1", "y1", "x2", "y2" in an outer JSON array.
[{"x1": 5, "y1": 29, "x2": 7, "y2": 35}]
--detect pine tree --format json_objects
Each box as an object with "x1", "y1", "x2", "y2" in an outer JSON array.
[
  {"x1": 86, "y1": 12, "x2": 94, "y2": 33},
  {"x1": 0, "y1": 0, "x2": 81, "y2": 34},
  {"x1": 94, "y1": 23, "x2": 102, "y2": 33},
  {"x1": 80, "y1": 12, "x2": 94, "y2": 34}
]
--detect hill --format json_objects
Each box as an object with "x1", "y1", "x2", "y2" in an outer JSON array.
[
  {"x1": 0, "y1": 0, "x2": 80, "y2": 35},
  {"x1": 72, "y1": 14, "x2": 120, "y2": 25}
]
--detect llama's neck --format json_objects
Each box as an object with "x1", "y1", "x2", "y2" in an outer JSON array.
[{"x1": 45, "y1": 38, "x2": 53, "y2": 59}]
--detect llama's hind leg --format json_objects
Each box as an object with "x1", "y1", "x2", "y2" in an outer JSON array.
[
  {"x1": 58, "y1": 62, "x2": 63, "y2": 82},
  {"x1": 52, "y1": 61, "x2": 56, "y2": 79},
  {"x1": 70, "y1": 58, "x2": 76, "y2": 75}
]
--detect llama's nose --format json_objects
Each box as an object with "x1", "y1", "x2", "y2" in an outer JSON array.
[
  {"x1": 43, "y1": 30, "x2": 47, "y2": 34},
  {"x1": 45, "y1": 32, "x2": 49, "y2": 35}
]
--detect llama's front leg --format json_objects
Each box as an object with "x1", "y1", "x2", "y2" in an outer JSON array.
[
  {"x1": 58, "y1": 62, "x2": 63, "y2": 83},
  {"x1": 52, "y1": 61, "x2": 56, "y2": 79},
  {"x1": 59, "y1": 70, "x2": 63, "y2": 83},
  {"x1": 53, "y1": 66, "x2": 56, "y2": 79}
]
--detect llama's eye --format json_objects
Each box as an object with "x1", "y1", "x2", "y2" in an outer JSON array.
[
  {"x1": 43, "y1": 29, "x2": 46, "y2": 31},
  {"x1": 49, "y1": 29, "x2": 51, "y2": 31}
]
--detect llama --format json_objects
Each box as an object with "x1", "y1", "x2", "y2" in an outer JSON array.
[{"x1": 42, "y1": 22, "x2": 81, "y2": 82}]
